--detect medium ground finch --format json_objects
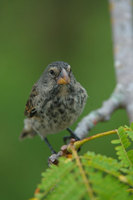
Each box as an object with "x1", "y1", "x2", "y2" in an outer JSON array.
[{"x1": 20, "y1": 61, "x2": 88, "y2": 153}]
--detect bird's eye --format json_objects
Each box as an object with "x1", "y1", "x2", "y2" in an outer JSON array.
[{"x1": 49, "y1": 69, "x2": 55, "y2": 76}]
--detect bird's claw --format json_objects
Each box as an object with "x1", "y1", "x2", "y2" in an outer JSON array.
[
  {"x1": 63, "y1": 128, "x2": 80, "y2": 144},
  {"x1": 66, "y1": 128, "x2": 80, "y2": 140}
]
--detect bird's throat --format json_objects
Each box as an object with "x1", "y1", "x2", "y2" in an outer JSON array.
[{"x1": 58, "y1": 85, "x2": 69, "y2": 96}]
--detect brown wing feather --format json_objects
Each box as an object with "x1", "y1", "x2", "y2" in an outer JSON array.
[{"x1": 24, "y1": 84, "x2": 38, "y2": 117}]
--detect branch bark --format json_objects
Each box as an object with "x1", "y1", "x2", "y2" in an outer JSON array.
[{"x1": 74, "y1": 0, "x2": 133, "y2": 139}]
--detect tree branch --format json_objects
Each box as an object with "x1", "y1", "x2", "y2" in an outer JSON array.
[{"x1": 74, "y1": 0, "x2": 133, "y2": 139}]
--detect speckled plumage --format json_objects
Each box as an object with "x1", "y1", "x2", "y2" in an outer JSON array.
[{"x1": 20, "y1": 61, "x2": 88, "y2": 140}]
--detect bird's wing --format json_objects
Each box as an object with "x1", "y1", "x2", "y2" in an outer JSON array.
[{"x1": 24, "y1": 84, "x2": 39, "y2": 118}]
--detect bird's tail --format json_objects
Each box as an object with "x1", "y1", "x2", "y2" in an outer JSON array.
[
  {"x1": 19, "y1": 129, "x2": 36, "y2": 139},
  {"x1": 19, "y1": 119, "x2": 37, "y2": 140}
]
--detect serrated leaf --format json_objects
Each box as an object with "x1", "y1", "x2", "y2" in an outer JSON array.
[
  {"x1": 127, "y1": 150, "x2": 133, "y2": 163},
  {"x1": 112, "y1": 127, "x2": 133, "y2": 168},
  {"x1": 85, "y1": 169, "x2": 132, "y2": 200},
  {"x1": 82, "y1": 151, "x2": 122, "y2": 177},
  {"x1": 115, "y1": 146, "x2": 129, "y2": 167},
  {"x1": 127, "y1": 131, "x2": 133, "y2": 141},
  {"x1": 118, "y1": 127, "x2": 131, "y2": 149},
  {"x1": 32, "y1": 150, "x2": 133, "y2": 200},
  {"x1": 31, "y1": 125, "x2": 133, "y2": 200}
]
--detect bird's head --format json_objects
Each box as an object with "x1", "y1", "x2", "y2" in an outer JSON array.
[{"x1": 40, "y1": 61, "x2": 76, "y2": 89}]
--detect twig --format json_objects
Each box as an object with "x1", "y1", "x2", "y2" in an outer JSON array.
[
  {"x1": 49, "y1": 128, "x2": 130, "y2": 165},
  {"x1": 109, "y1": 0, "x2": 133, "y2": 121},
  {"x1": 74, "y1": 84, "x2": 125, "y2": 139},
  {"x1": 68, "y1": 129, "x2": 117, "y2": 152}
]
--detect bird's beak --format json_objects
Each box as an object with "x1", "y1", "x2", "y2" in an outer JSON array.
[{"x1": 57, "y1": 69, "x2": 70, "y2": 85}]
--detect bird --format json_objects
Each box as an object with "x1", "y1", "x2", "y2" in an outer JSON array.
[{"x1": 20, "y1": 61, "x2": 88, "y2": 153}]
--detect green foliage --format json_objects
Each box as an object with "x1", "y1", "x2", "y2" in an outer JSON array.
[
  {"x1": 111, "y1": 126, "x2": 133, "y2": 168},
  {"x1": 32, "y1": 125, "x2": 133, "y2": 200}
]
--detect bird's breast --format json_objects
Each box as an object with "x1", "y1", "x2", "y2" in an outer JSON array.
[
  {"x1": 31, "y1": 86, "x2": 87, "y2": 135},
  {"x1": 42, "y1": 92, "x2": 84, "y2": 127}
]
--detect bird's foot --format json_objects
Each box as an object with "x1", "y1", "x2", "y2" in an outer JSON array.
[
  {"x1": 66, "y1": 128, "x2": 80, "y2": 140},
  {"x1": 63, "y1": 128, "x2": 80, "y2": 144},
  {"x1": 63, "y1": 128, "x2": 81, "y2": 152}
]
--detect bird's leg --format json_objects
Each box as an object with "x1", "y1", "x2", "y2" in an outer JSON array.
[
  {"x1": 63, "y1": 128, "x2": 81, "y2": 152},
  {"x1": 44, "y1": 137, "x2": 56, "y2": 154},
  {"x1": 63, "y1": 128, "x2": 80, "y2": 144},
  {"x1": 66, "y1": 128, "x2": 80, "y2": 140}
]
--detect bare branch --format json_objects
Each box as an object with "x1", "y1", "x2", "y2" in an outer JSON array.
[
  {"x1": 109, "y1": 0, "x2": 133, "y2": 122},
  {"x1": 74, "y1": 0, "x2": 133, "y2": 139},
  {"x1": 75, "y1": 84, "x2": 125, "y2": 139},
  {"x1": 109, "y1": 0, "x2": 133, "y2": 85}
]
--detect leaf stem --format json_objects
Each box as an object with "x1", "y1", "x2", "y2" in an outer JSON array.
[
  {"x1": 71, "y1": 145, "x2": 95, "y2": 199},
  {"x1": 68, "y1": 129, "x2": 118, "y2": 152}
]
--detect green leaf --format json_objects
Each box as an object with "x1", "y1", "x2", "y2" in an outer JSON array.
[
  {"x1": 115, "y1": 146, "x2": 130, "y2": 167},
  {"x1": 88, "y1": 171, "x2": 132, "y2": 200},
  {"x1": 111, "y1": 127, "x2": 133, "y2": 168},
  {"x1": 82, "y1": 152, "x2": 122, "y2": 177},
  {"x1": 31, "y1": 125, "x2": 133, "y2": 200},
  {"x1": 127, "y1": 131, "x2": 133, "y2": 142},
  {"x1": 33, "y1": 151, "x2": 133, "y2": 200},
  {"x1": 127, "y1": 150, "x2": 133, "y2": 163},
  {"x1": 118, "y1": 127, "x2": 131, "y2": 149},
  {"x1": 39, "y1": 158, "x2": 74, "y2": 194},
  {"x1": 111, "y1": 139, "x2": 121, "y2": 144},
  {"x1": 130, "y1": 123, "x2": 133, "y2": 131}
]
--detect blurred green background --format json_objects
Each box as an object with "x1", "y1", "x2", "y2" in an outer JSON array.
[{"x1": 0, "y1": 1, "x2": 128, "y2": 200}]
